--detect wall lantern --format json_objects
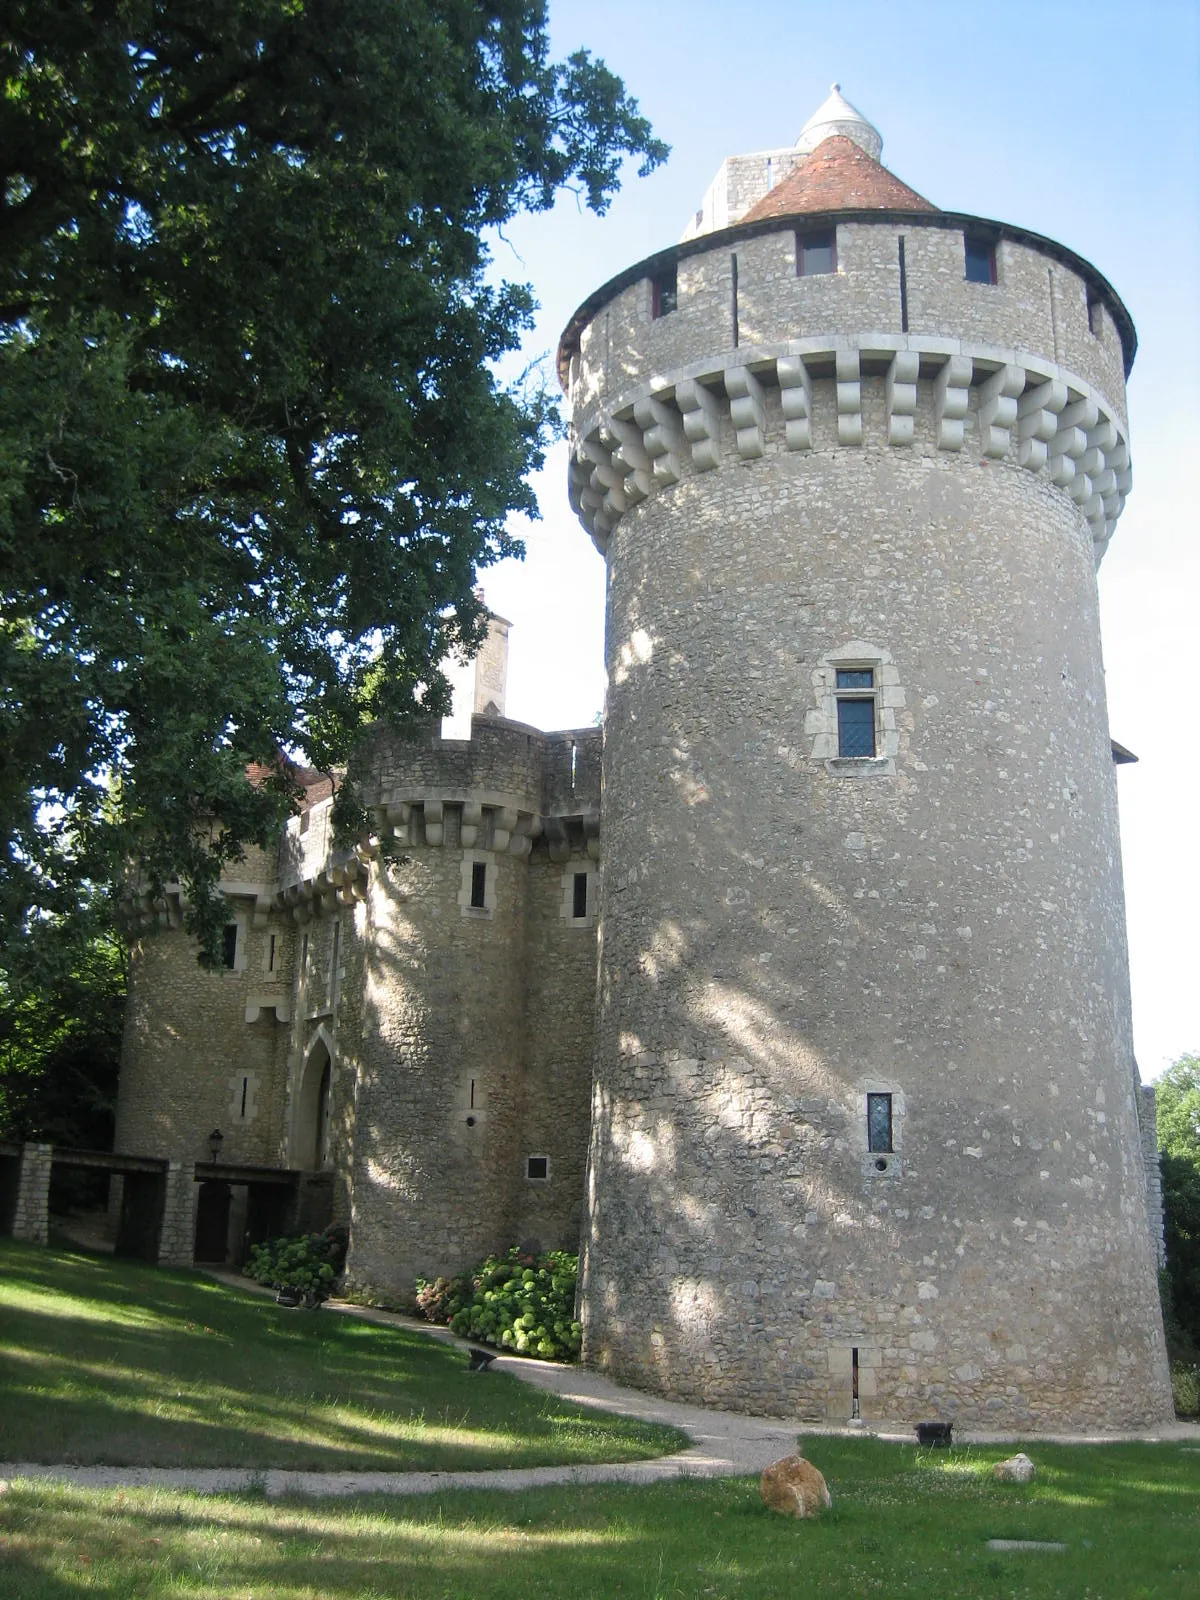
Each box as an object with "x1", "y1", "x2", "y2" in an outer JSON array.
[{"x1": 208, "y1": 1128, "x2": 224, "y2": 1164}]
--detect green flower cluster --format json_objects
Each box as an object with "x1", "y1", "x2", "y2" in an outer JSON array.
[
  {"x1": 417, "y1": 1248, "x2": 582, "y2": 1361},
  {"x1": 244, "y1": 1223, "x2": 348, "y2": 1305}
]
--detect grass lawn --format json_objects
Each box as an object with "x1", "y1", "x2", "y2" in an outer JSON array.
[
  {"x1": 1, "y1": 1439, "x2": 1197, "y2": 1598},
  {"x1": 0, "y1": 1240, "x2": 684, "y2": 1471}
]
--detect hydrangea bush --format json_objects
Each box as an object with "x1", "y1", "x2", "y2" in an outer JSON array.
[
  {"x1": 244, "y1": 1222, "x2": 349, "y2": 1306},
  {"x1": 417, "y1": 1247, "x2": 582, "y2": 1361}
]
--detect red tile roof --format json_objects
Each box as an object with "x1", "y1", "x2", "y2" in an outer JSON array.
[{"x1": 741, "y1": 135, "x2": 938, "y2": 222}]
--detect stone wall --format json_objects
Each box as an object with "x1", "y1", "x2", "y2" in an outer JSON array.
[
  {"x1": 118, "y1": 923, "x2": 292, "y2": 1167},
  {"x1": 571, "y1": 217, "x2": 1127, "y2": 432},
  {"x1": 158, "y1": 1161, "x2": 198, "y2": 1267},
  {"x1": 572, "y1": 211, "x2": 1172, "y2": 1429},
  {"x1": 517, "y1": 849, "x2": 599, "y2": 1252},
  {"x1": 10, "y1": 1143, "x2": 52, "y2": 1245},
  {"x1": 344, "y1": 836, "x2": 529, "y2": 1300}
]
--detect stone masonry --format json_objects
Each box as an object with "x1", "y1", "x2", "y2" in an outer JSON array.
[
  {"x1": 114, "y1": 89, "x2": 1171, "y2": 1432},
  {"x1": 563, "y1": 89, "x2": 1172, "y2": 1430},
  {"x1": 11, "y1": 1142, "x2": 52, "y2": 1246}
]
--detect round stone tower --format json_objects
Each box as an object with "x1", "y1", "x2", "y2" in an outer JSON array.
[{"x1": 560, "y1": 89, "x2": 1172, "y2": 1430}]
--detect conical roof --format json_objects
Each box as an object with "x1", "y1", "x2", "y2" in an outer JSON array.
[
  {"x1": 796, "y1": 83, "x2": 883, "y2": 159},
  {"x1": 741, "y1": 134, "x2": 937, "y2": 222}
]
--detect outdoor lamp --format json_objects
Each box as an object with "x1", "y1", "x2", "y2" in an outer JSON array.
[{"x1": 208, "y1": 1128, "x2": 224, "y2": 1163}]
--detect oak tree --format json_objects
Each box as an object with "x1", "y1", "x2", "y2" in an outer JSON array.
[{"x1": 0, "y1": 0, "x2": 665, "y2": 956}]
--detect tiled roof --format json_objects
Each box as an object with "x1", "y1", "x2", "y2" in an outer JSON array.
[
  {"x1": 246, "y1": 756, "x2": 335, "y2": 807},
  {"x1": 741, "y1": 135, "x2": 938, "y2": 222}
]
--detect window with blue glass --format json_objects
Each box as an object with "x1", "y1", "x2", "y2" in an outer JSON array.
[
  {"x1": 964, "y1": 233, "x2": 996, "y2": 285},
  {"x1": 797, "y1": 227, "x2": 836, "y2": 277},
  {"x1": 835, "y1": 668, "x2": 876, "y2": 757},
  {"x1": 867, "y1": 1093, "x2": 893, "y2": 1153}
]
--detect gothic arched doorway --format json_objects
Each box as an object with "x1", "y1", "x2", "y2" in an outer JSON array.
[{"x1": 294, "y1": 1038, "x2": 333, "y2": 1172}]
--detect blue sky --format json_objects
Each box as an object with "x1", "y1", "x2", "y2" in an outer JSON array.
[{"x1": 476, "y1": 0, "x2": 1200, "y2": 1078}]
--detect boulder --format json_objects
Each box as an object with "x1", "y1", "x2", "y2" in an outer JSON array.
[
  {"x1": 760, "y1": 1454, "x2": 833, "y2": 1518},
  {"x1": 992, "y1": 1452, "x2": 1036, "y2": 1484}
]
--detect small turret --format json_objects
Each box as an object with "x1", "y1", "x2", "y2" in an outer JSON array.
[{"x1": 794, "y1": 82, "x2": 882, "y2": 158}]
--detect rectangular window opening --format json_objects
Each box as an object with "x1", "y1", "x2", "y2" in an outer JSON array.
[
  {"x1": 1086, "y1": 285, "x2": 1103, "y2": 336},
  {"x1": 851, "y1": 1346, "x2": 861, "y2": 1418},
  {"x1": 867, "y1": 1093, "x2": 893, "y2": 1153},
  {"x1": 573, "y1": 871, "x2": 588, "y2": 919},
  {"x1": 964, "y1": 233, "x2": 997, "y2": 285},
  {"x1": 836, "y1": 698, "x2": 876, "y2": 758},
  {"x1": 835, "y1": 667, "x2": 875, "y2": 690},
  {"x1": 526, "y1": 1154, "x2": 550, "y2": 1181},
  {"x1": 898, "y1": 235, "x2": 909, "y2": 332},
  {"x1": 470, "y1": 860, "x2": 487, "y2": 908},
  {"x1": 797, "y1": 227, "x2": 836, "y2": 277},
  {"x1": 240, "y1": 1077, "x2": 248, "y2": 1119},
  {"x1": 651, "y1": 264, "x2": 677, "y2": 318},
  {"x1": 569, "y1": 740, "x2": 578, "y2": 794},
  {"x1": 267, "y1": 934, "x2": 276, "y2": 974},
  {"x1": 221, "y1": 923, "x2": 238, "y2": 970}
]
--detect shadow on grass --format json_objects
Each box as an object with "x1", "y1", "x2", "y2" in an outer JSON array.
[
  {"x1": 0, "y1": 1241, "x2": 684, "y2": 1472},
  {"x1": 1, "y1": 1441, "x2": 1197, "y2": 1600}
]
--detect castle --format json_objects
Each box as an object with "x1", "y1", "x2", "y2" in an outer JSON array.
[{"x1": 114, "y1": 88, "x2": 1173, "y2": 1429}]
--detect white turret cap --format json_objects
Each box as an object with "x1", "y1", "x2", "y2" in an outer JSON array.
[{"x1": 795, "y1": 84, "x2": 883, "y2": 161}]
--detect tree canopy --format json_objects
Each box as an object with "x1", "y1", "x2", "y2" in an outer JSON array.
[
  {"x1": 0, "y1": 0, "x2": 666, "y2": 956},
  {"x1": 1157, "y1": 1054, "x2": 1200, "y2": 1354}
]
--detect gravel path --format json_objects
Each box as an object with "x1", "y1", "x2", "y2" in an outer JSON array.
[{"x1": 4, "y1": 1285, "x2": 1196, "y2": 1499}]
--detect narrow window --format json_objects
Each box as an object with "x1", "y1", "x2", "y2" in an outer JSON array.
[
  {"x1": 730, "y1": 251, "x2": 739, "y2": 348},
  {"x1": 573, "y1": 871, "x2": 588, "y2": 919},
  {"x1": 267, "y1": 933, "x2": 276, "y2": 974},
  {"x1": 797, "y1": 227, "x2": 836, "y2": 277},
  {"x1": 1086, "y1": 285, "x2": 1103, "y2": 336},
  {"x1": 867, "y1": 1092, "x2": 893, "y2": 1153},
  {"x1": 897, "y1": 236, "x2": 909, "y2": 332},
  {"x1": 651, "y1": 264, "x2": 677, "y2": 318},
  {"x1": 835, "y1": 668, "x2": 876, "y2": 758},
  {"x1": 240, "y1": 1076, "x2": 248, "y2": 1119},
  {"x1": 851, "y1": 1346, "x2": 861, "y2": 1418},
  {"x1": 964, "y1": 233, "x2": 996, "y2": 285},
  {"x1": 470, "y1": 860, "x2": 487, "y2": 908},
  {"x1": 569, "y1": 740, "x2": 578, "y2": 794},
  {"x1": 221, "y1": 922, "x2": 238, "y2": 970},
  {"x1": 470, "y1": 1078, "x2": 475, "y2": 1109},
  {"x1": 330, "y1": 919, "x2": 341, "y2": 979},
  {"x1": 300, "y1": 932, "x2": 309, "y2": 973},
  {"x1": 526, "y1": 1155, "x2": 550, "y2": 1181}
]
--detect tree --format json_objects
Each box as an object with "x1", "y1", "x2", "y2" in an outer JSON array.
[
  {"x1": 0, "y1": 1, "x2": 666, "y2": 957},
  {"x1": 0, "y1": 898, "x2": 126, "y2": 1150},
  {"x1": 1156, "y1": 1054, "x2": 1200, "y2": 1354}
]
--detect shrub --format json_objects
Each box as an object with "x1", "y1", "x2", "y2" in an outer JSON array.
[
  {"x1": 244, "y1": 1222, "x2": 349, "y2": 1306},
  {"x1": 415, "y1": 1272, "x2": 472, "y2": 1325},
  {"x1": 419, "y1": 1247, "x2": 582, "y2": 1361},
  {"x1": 1172, "y1": 1362, "x2": 1200, "y2": 1418}
]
